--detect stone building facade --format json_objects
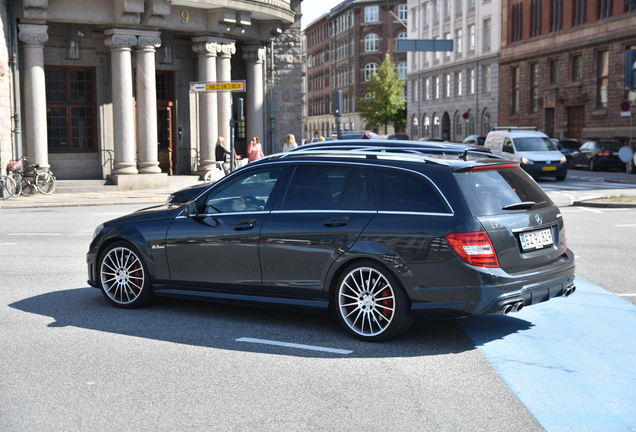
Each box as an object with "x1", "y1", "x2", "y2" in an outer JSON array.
[
  {"x1": 0, "y1": 0, "x2": 12, "y2": 174},
  {"x1": 0, "y1": 0, "x2": 300, "y2": 184},
  {"x1": 499, "y1": 0, "x2": 636, "y2": 143},
  {"x1": 306, "y1": 0, "x2": 407, "y2": 138},
  {"x1": 406, "y1": 0, "x2": 501, "y2": 141}
]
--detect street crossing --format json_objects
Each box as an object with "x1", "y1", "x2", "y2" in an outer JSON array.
[{"x1": 538, "y1": 175, "x2": 636, "y2": 192}]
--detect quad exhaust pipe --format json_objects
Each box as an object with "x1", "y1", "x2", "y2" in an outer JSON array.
[
  {"x1": 501, "y1": 301, "x2": 524, "y2": 315},
  {"x1": 563, "y1": 285, "x2": 576, "y2": 297}
]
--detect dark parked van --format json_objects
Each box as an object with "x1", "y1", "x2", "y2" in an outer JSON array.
[{"x1": 88, "y1": 144, "x2": 575, "y2": 341}]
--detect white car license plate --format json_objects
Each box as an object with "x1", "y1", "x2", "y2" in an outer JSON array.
[{"x1": 519, "y1": 228, "x2": 553, "y2": 251}]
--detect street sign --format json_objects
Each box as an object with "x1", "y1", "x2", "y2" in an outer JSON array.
[
  {"x1": 620, "y1": 100, "x2": 632, "y2": 117},
  {"x1": 397, "y1": 39, "x2": 454, "y2": 52},
  {"x1": 618, "y1": 146, "x2": 634, "y2": 163},
  {"x1": 189, "y1": 80, "x2": 246, "y2": 93}
]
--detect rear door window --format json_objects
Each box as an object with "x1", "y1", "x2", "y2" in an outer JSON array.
[
  {"x1": 374, "y1": 168, "x2": 449, "y2": 214},
  {"x1": 454, "y1": 167, "x2": 552, "y2": 216},
  {"x1": 340, "y1": 168, "x2": 376, "y2": 210},
  {"x1": 282, "y1": 165, "x2": 350, "y2": 210}
]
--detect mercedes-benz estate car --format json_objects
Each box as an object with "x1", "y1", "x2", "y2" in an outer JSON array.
[{"x1": 88, "y1": 146, "x2": 576, "y2": 341}]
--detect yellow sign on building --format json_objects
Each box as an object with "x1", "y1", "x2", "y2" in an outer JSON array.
[{"x1": 190, "y1": 81, "x2": 246, "y2": 93}]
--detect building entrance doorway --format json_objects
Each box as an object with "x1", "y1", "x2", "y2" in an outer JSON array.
[
  {"x1": 441, "y1": 112, "x2": 451, "y2": 141},
  {"x1": 566, "y1": 106, "x2": 584, "y2": 141},
  {"x1": 544, "y1": 108, "x2": 555, "y2": 137},
  {"x1": 156, "y1": 71, "x2": 176, "y2": 174}
]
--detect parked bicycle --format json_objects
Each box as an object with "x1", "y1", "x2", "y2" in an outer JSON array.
[
  {"x1": 0, "y1": 174, "x2": 17, "y2": 200},
  {"x1": 7, "y1": 157, "x2": 56, "y2": 195}
]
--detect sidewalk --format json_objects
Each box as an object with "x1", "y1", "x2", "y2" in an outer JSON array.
[{"x1": 0, "y1": 179, "x2": 204, "y2": 209}]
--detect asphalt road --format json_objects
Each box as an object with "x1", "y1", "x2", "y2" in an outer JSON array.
[{"x1": 1, "y1": 171, "x2": 635, "y2": 431}]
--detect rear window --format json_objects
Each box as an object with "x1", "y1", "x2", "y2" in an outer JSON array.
[
  {"x1": 600, "y1": 141, "x2": 624, "y2": 151},
  {"x1": 454, "y1": 167, "x2": 552, "y2": 216},
  {"x1": 513, "y1": 137, "x2": 557, "y2": 151}
]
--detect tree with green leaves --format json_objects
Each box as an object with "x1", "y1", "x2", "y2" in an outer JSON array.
[{"x1": 357, "y1": 54, "x2": 406, "y2": 134}]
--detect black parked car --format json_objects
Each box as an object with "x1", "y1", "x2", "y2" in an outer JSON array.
[
  {"x1": 88, "y1": 145, "x2": 575, "y2": 341},
  {"x1": 463, "y1": 135, "x2": 486, "y2": 146},
  {"x1": 569, "y1": 140, "x2": 626, "y2": 171},
  {"x1": 550, "y1": 139, "x2": 581, "y2": 165}
]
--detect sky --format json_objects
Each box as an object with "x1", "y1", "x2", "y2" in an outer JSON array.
[{"x1": 301, "y1": 0, "x2": 343, "y2": 29}]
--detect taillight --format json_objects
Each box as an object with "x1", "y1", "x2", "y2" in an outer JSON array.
[
  {"x1": 561, "y1": 227, "x2": 568, "y2": 251},
  {"x1": 469, "y1": 163, "x2": 518, "y2": 171},
  {"x1": 446, "y1": 232, "x2": 500, "y2": 268},
  {"x1": 598, "y1": 150, "x2": 611, "y2": 156}
]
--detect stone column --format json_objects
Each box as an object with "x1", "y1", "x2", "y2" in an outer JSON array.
[
  {"x1": 242, "y1": 44, "x2": 266, "y2": 147},
  {"x1": 216, "y1": 42, "x2": 236, "y2": 149},
  {"x1": 192, "y1": 37, "x2": 219, "y2": 172},
  {"x1": 18, "y1": 23, "x2": 49, "y2": 170},
  {"x1": 135, "y1": 32, "x2": 162, "y2": 174},
  {"x1": 105, "y1": 29, "x2": 138, "y2": 175}
]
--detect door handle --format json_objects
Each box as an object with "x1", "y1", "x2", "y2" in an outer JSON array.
[
  {"x1": 323, "y1": 216, "x2": 350, "y2": 227},
  {"x1": 234, "y1": 220, "x2": 256, "y2": 231}
]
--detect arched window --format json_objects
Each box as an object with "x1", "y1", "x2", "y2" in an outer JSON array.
[
  {"x1": 364, "y1": 33, "x2": 379, "y2": 52},
  {"x1": 423, "y1": 114, "x2": 430, "y2": 137},
  {"x1": 411, "y1": 114, "x2": 419, "y2": 138},
  {"x1": 364, "y1": 63, "x2": 378, "y2": 81},
  {"x1": 398, "y1": 31, "x2": 407, "y2": 40},
  {"x1": 453, "y1": 111, "x2": 463, "y2": 140},
  {"x1": 466, "y1": 110, "x2": 475, "y2": 135},
  {"x1": 432, "y1": 113, "x2": 441, "y2": 138},
  {"x1": 398, "y1": 62, "x2": 407, "y2": 80}
]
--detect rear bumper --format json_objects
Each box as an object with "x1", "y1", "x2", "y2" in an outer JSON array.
[{"x1": 411, "y1": 251, "x2": 575, "y2": 319}]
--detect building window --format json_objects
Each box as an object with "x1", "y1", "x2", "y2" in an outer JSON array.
[
  {"x1": 423, "y1": 2, "x2": 430, "y2": 25},
  {"x1": 511, "y1": 3, "x2": 523, "y2": 42},
  {"x1": 531, "y1": 0, "x2": 542, "y2": 37},
  {"x1": 468, "y1": 0, "x2": 475, "y2": 10},
  {"x1": 551, "y1": 0, "x2": 563, "y2": 31},
  {"x1": 511, "y1": 66, "x2": 520, "y2": 114},
  {"x1": 529, "y1": 64, "x2": 540, "y2": 113},
  {"x1": 412, "y1": 79, "x2": 419, "y2": 102},
  {"x1": 364, "y1": 63, "x2": 378, "y2": 81},
  {"x1": 364, "y1": 5, "x2": 379, "y2": 22},
  {"x1": 444, "y1": 73, "x2": 451, "y2": 97},
  {"x1": 573, "y1": 0, "x2": 587, "y2": 25},
  {"x1": 425, "y1": 77, "x2": 431, "y2": 100},
  {"x1": 482, "y1": 18, "x2": 491, "y2": 52},
  {"x1": 444, "y1": 0, "x2": 450, "y2": 18},
  {"x1": 455, "y1": 71, "x2": 463, "y2": 96},
  {"x1": 599, "y1": 0, "x2": 613, "y2": 18},
  {"x1": 398, "y1": 4, "x2": 408, "y2": 21},
  {"x1": 571, "y1": 54, "x2": 582, "y2": 81},
  {"x1": 455, "y1": 28, "x2": 463, "y2": 56},
  {"x1": 434, "y1": 75, "x2": 440, "y2": 99},
  {"x1": 45, "y1": 67, "x2": 96, "y2": 152},
  {"x1": 398, "y1": 62, "x2": 407, "y2": 80},
  {"x1": 482, "y1": 64, "x2": 491, "y2": 93},
  {"x1": 549, "y1": 58, "x2": 559, "y2": 84},
  {"x1": 364, "y1": 33, "x2": 379, "y2": 52},
  {"x1": 444, "y1": 32, "x2": 451, "y2": 59},
  {"x1": 433, "y1": 113, "x2": 441, "y2": 137},
  {"x1": 423, "y1": 115, "x2": 431, "y2": 136},
  {"x1": 398, "y1": 31, "x2": 407, "y2": 40},
  {"x1": 455, "y1": 0, "x2": 463, "y2": 16},
  {"x1": 468, "y1": 68, "x2": 475, "y2": 95},
  {"x1": 596, "y1": 50, "x2": 609, "y2": 108},
  {"x1": 468, "y1": 24, "x2": 476, "y2": 53}
]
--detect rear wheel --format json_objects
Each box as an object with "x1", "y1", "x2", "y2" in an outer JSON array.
[
  {"x1": 588, "y1": 158, "x2": 597, "y2": 171},
  {"x1": 98, "y1": 242, "x2": 153, "y2": 308},
  {"x1": 335, "y1": 261, "x2": 413, "y2": 341},
  {"x1": 35, "y1": 171, "x2": 56, "y2": 194}
]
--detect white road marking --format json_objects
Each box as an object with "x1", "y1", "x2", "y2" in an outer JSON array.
[
  {"x1": 236, "y1": 337, "x2": 353, "y2": 355},
  {"x1": 618, "y1": 294, "x2": 636, "y2": 297},
  {"x1": 0, "y1": 242, "x2": 17, "y2": 246},
  {"x1": 579, "y1": 207, "x2": 603, "y2": 214},
  {"x1": 7, "y1": 233, "x2": 63, "y2": 236},
  {"x1": 615, "y1": 224, "x2": 636, "y2": 227}
]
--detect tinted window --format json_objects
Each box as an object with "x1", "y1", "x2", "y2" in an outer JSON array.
[
  {"x1": 282, "y1": 165, "x2": 349, "y2": 210},
  {"x1": 502, "y1": 138, "x2": 514, "y2": 153},
  {"x1": 375, "y1": 169, "x2": 449, "y2": 213},
  {"x1": 514, "y1": 137, "x2": 558, "y2": 151},
  {"x1": 202, "y1": 167, "x2": 283, "y2": 213},
  {"x1": 454, "y1": 167, "x2": 553, "y2": 216},
  {"x1": 340, "y1": 168, "x2": 375, "y2": 210},
  {"x1": 600, "y1": 141, "x2": 623, "y2": 151}
]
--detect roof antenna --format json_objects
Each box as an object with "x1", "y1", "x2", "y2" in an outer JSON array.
[{"x1": 459, "y1": 150, "x2": 469, "y2": 161}]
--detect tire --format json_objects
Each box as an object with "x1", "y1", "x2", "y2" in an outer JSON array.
[
  {"x1": 35, "y1": 171, "x2": 56, "y2": 194},
  {"x1": 98, "y1": 241, "x2": 153, "y2": 308},
  {"x1": 556, "y1": 175, "x2": 566, "y2": 181},
  {"x1": 588, "y1": 158, "x2": 597, "y2": 171},
  {"x1": 0, "y1": 175, "x2": 16, "y2": 200},
  {"x1": 12, "y1": 173, "x2": 23, "y2": 196},
  {"x1": 334, "y1": 260, "x2": 413, "y2": 342}
]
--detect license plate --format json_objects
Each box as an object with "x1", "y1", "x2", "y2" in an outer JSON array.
[
  {"x1": 542, "y1": 166, "x2": 557, "y2": 171},
  {"x1": 519, "y1": 228, "x2": 553, "y2": 251}
]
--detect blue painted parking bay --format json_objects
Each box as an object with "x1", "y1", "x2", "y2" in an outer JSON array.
[{"x1": 460, "y1": 279, "x2": 636, "y2": 432}]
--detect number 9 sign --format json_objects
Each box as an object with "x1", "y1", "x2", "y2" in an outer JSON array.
[{"x1": 180, "y1": 10, "x2": 189, "y2": 24}]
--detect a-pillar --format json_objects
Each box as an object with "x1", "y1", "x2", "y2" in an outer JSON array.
[
  {"x1": 104, "y1": 29, "x2": 138, "y2": 174},
  {"x1": 216, "y1": 42, "x2": 236, "y2": 149},
  {"x1": 242, "y1": 44, "x2": 266, "y2": 147},
  {"x1": 135, "y1": 31, "x2": 162, "y2": 174},
  {"x1": 192, "y1": 37, "x2": 219, "y2": 172},
  {"x1": 18, "y1": 23, "x2": 49, "y2": 170}
]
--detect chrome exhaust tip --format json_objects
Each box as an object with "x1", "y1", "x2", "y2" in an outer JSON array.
[
  {"x1": 502, "y1": 304, "x2": 513, "y2": 315},
  {"x1": 564, "y1": 286, "x2": 575, "y2": 297},
  {"x1": 514, "y1": 301, "x2": 524, "y2": 312}
]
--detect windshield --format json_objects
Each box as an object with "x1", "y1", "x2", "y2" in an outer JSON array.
[
  {"x1": 513, "y1": 137, "x2": 558, "y2": 152},
  {"x1": 454, "y1": 167, "x2": 553, "y2": 216}
]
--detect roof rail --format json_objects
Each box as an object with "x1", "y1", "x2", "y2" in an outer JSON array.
[
  {"x1": 493, "y1": 126, "x2": 539, "y2": 131},
  {"x1": 258, "y1": 149, "x2": 452, "y2": 166},
  {"x1": 291, "y1": 143, "x2": 506, "y2": 160}
]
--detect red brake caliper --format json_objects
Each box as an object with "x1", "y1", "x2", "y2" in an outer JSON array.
[
  {"x1": 130, "y1": 262, "x2": 142, "y2": 293},
  {"x1": 379, "y1": 287, "x2": 393, "y2": 318}
]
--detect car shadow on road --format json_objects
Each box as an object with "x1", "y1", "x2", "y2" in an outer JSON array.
[{"x1": 9, "y1": 287, "x2": 534, "y2": 358}]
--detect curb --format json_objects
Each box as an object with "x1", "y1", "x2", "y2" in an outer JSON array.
[
  {"x1": 573, "y1": 200, "x2": 636, "y2": 208},
  {"x1": 0, "y1": 199, "x2": 165, "y2": 210}
]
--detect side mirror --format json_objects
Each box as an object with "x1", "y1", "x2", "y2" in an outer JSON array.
[{"x1": 183, "y1": 201, "x2": 198, "y2": 217}]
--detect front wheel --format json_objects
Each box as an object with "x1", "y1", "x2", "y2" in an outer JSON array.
[
  {"x1": 0, "y1": 175, "x2": 16, "y2": 200},
  {"x1": 35, "y1": 171, "x2": 56, "y2": 194},
  {"x1": 556, "y1": 175, "x2": 566, "y2": 181},
  {"x1": 335, "y1": 261, "x2": 413, "y2": 341},
  {"x1": 98, "y1": 242, "x2": 153, "y2": 308}
]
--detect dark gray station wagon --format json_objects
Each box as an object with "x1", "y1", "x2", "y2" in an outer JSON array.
[{"x1": 88, "y1": 146, "x2": 576, "y2": 341}]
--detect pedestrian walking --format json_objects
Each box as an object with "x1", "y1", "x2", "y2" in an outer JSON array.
[
  {"x1": 282, "y1": 134, "x2": 298, "y2": 152},
  {"x1": 247, "y1": 136, "x2": 265, "y2": 162},
  {"x1": 215, "y1": 137, "x2": 241, "y2": 174}
]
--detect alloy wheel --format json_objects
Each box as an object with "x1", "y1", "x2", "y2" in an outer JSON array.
[
  {"x1": 100, "y1": 247, "x2": 145, "y2": 305},
  {"x1": 338, "y1": 267, "x2": 395, "y2": 337}
]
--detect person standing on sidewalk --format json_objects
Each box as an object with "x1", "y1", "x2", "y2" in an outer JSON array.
[
  {"x1": 215, "y1": 137, "x2": 241, "y2": 174},
  {"x1": 282, "y1": 134, "x2": 298, "y2": 152},
  {"x1": 247, "y1": 136, "x2": 265, "y2": 162}
]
